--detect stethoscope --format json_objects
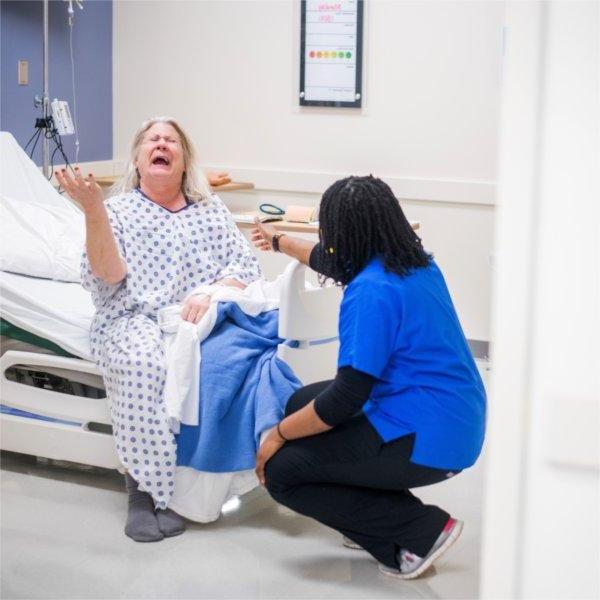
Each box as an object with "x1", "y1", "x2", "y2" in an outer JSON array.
[{"x1": 259, "y1": 203, "x2": 285, "y2": 216}]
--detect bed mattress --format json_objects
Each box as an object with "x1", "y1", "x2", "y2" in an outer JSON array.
[{"x1": 0, "y1": 270, "x2": 93, "y2": 360}]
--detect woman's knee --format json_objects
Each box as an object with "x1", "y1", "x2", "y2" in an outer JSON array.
[
  {"x1": 284, "y1": 380, "x2": 332, "y2": 417},
  {"x1": 125, "y1": 350, "x2": 166, "y2": 382},
  {"x1": 264, "y1": 446, "x2": 300, "y2": 500}
]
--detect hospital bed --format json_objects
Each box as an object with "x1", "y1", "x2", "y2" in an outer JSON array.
[{"x1": 0, "y1": 131, "x2": 341, "y2": 470}]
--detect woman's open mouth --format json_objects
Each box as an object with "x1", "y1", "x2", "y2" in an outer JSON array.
[{"x1": 151, "y1": 155, "x2": 171, "y2": 167}]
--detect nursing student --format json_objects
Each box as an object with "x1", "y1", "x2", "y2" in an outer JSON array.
[{"x1": 250, "y1": 176, "x2": 486, "y2": 580}]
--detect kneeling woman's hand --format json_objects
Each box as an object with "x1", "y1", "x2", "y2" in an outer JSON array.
[
  {"x1": 255, "y1": 426, "x2": 285, "y2": 486},
  {"x1": 181, "y1": 294, "x2": 210, "y2": 324},
  {"x1": 250, "y1": 220, "x2": 277, "y2": 252}
]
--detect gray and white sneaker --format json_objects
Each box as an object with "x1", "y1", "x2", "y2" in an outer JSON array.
[{"x1": 378, "y1": 518, "x2": 464, "y2": 580}]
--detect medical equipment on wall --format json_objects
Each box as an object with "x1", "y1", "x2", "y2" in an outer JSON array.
[
  {"x1": 67, "y1": 0, "x2": 84, "y2": 19},
  {"x1": 0, "y1": 131, "x2": 341, "y2": 473},
  {"x1": 30, "y1": 0, "x2": 83, "y2": 177},
  {"x1": 50, "y1": 100, "x2": 75, "y2": 136}
]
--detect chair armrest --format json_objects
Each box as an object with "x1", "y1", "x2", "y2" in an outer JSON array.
[{"x1": 278, "y1": 260, "x2": 341, "y2": 342}]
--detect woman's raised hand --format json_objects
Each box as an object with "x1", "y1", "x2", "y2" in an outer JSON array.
[
  {"x1": 55, "y1": 167, "x2": 104, "y2": 214},
  {"x1": 250, "y1": 218, "x2": 277, "y2": 252}
]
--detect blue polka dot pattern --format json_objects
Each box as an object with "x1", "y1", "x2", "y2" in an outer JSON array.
[{"x1": 81, "y1": 191, "x2": 262, "y2": 509}]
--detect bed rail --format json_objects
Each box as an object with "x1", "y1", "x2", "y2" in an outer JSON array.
[
  {"x1": 0, "y1": 350, "x2": 120, "y2": 468},
  {"x1": 0, "y1": 351, "x2": 108, "y2": 423}
]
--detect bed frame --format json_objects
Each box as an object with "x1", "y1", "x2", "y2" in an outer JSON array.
[{"x1": 0, "y1": 260, "x2": 341, "y2": 469}]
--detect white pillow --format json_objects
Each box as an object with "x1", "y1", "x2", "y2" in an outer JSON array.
[
  {"x1": 0, "y1": 194, "x2": 85, "y2": 282},
  {"x1": 0, "y1": 132, "x2": 68, "y2": 210}
]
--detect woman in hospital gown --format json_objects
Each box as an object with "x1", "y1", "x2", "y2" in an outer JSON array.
[{"x1": 56, "y1": 117, "x2": 261, "y2": 542}]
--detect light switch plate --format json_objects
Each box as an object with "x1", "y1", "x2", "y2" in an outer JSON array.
[{"x1": 18, "y1": 60, "x2": 29, "y2": 85}]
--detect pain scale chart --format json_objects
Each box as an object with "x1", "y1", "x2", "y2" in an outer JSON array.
[{"x1": 300, "y1": 0, "x2": 364, "y2": 107}]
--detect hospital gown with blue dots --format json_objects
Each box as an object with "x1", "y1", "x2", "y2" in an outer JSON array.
[{"x1": 81, "y1": 189, "x2": 261, "y2": 509}]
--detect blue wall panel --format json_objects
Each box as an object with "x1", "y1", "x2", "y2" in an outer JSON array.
[{"x1": 1, "y1": 0, "x2": 112, "y2": 165}]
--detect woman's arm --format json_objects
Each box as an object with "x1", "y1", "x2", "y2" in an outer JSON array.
[
  {"x1": 215, "y1": 277, "x2": 246, "y2": 290},
  {"x1": 181, "y1": 277, "x2": 248, "y2": 324},
  {"x1": 250, "y1": 220, "x2": 316, "y2": 266},
  {"x1": 84, "y1": 205, "x2": 127, "y2": 285},
  {"x1": 278, "y1": 367, "x2": 376, "y2": 439},
  {"x1": 56, "y1": 168, "x2": 126, "y2": 285},
  {"x1": 255, "y1": 367, "x2": 376, "y2": 484},
  {"x1": 255, "y1": 400, "x2": 329, "y2": 485}
]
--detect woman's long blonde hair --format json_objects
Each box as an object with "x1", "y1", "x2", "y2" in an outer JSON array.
[{"x1": 110, "y1": 116, "x2": 212, "y2": 202}]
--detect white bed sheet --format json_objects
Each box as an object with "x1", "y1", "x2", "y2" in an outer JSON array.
[{"x1": 0, "y1": 270, "x2": 93, "y2": 360}]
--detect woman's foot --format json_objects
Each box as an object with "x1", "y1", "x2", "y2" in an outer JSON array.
[
  {"x1": 156, "y1": 508, "x2": 186, "y2": 537},
  {"x1": 124, "y1": 473, "x2": 164, "y2": 542},
  {"x1": 378, "y1": 518, "x2": 463, "y2": 580}
]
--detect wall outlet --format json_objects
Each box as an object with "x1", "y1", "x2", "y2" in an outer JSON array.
[{"x1": 18, "y1": 60, "x2": 28, "y2": 85}]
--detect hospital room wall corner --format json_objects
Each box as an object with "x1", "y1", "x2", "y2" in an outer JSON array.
[{"x1": 0, "y1": 0, "x2": 113, "y2": 165}]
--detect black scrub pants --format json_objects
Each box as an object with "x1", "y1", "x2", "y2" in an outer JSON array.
[{"x1": 264, "y1": 381, "x2": 459, "y2": 569}]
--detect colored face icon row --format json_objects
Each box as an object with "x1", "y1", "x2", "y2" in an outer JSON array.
[{"x1": 309, "y1": 50, "x2": 352, "y2": 59}]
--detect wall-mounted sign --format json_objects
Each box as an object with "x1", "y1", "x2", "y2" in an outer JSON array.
[{"x1": 300, "y1": 0, "x2": 364, "y2": 108}]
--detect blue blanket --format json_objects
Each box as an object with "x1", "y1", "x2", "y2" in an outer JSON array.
[{"x1": 176, "y1": 302, "x2": 302, "y2": 473}]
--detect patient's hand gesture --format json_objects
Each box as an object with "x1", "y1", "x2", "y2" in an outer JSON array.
[
  {"x1": 250, "y1": 219, "x2": 277, "y2": 252},
  {"x1": 56, "y1": 167, "x2": 104, "y2": 214},
  {"x1": 181, "y1": 294, "x2": 210, "y2": 324}
]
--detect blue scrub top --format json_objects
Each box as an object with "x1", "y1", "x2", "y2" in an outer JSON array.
[{"x1": 337, "y1": 257, "x2": 486, "y2": 471}]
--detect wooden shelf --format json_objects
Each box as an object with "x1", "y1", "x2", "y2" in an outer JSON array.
[
  {"x1": 234, "y1": 212, "x2": 420, "y2": 235},
  {"x1": 211, "y1": 181, "x2": 255, "y2": 192},
  {"x1": 235, "y1": 218, "x2": 320, "y2": 234},
  {"x1": 94, "y1": 175, "x2": 254, "y2": 193}
]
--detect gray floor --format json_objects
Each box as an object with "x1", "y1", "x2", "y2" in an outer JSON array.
[
  {"x1": 1, "y1": 363, "x2": 489, "y2": 600},
  {"x1": 1, "y1": 449, "x2": 484, "y2": 600}
]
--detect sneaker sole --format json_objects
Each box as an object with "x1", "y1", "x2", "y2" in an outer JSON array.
[
  {"x1": 378, "y1": 519, "x2": 464, "y2": 580},
  {"x1": 342, "y1": 536, "x2": 365, "y2": 550}
]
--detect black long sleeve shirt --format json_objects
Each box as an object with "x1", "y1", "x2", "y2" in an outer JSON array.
[{"x1": 313, "y1": 366, "x2": 376, "y2": 427}]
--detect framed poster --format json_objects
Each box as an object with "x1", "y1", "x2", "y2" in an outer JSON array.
[{"x1": 299, "y1": 0, "x2": 364, "y2": 108}]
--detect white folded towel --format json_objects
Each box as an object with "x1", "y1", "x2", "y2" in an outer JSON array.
[{"x1": 158, "y1": 277, "x2": 283, "y2": 433}]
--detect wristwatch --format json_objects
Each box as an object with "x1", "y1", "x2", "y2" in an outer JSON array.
[{"x1": 272, "y1": 232, "x2": 287, "y2": 252}]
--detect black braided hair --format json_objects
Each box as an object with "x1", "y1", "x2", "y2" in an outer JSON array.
[{"x1": 317, "y1": 175, "x2": 432, "y2": 285}]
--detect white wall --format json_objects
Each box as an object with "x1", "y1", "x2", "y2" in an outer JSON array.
[
  {"x1": 113, "y1": 0, "x2": 504, "y2": 341},
  {"x1": 480, "y1": 2, "x2": 599, "y2": 598},
  {"x1": 225, "y1": 190, "x2": 495, "y2": 341}
]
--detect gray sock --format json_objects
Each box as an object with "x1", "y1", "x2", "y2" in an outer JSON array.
[
  {"x1": 156, "y1": 508, "x2": 186, "y2": 537},
  {"x1": 124, "y1": 473, "x2": 164, "y2": 543}
]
